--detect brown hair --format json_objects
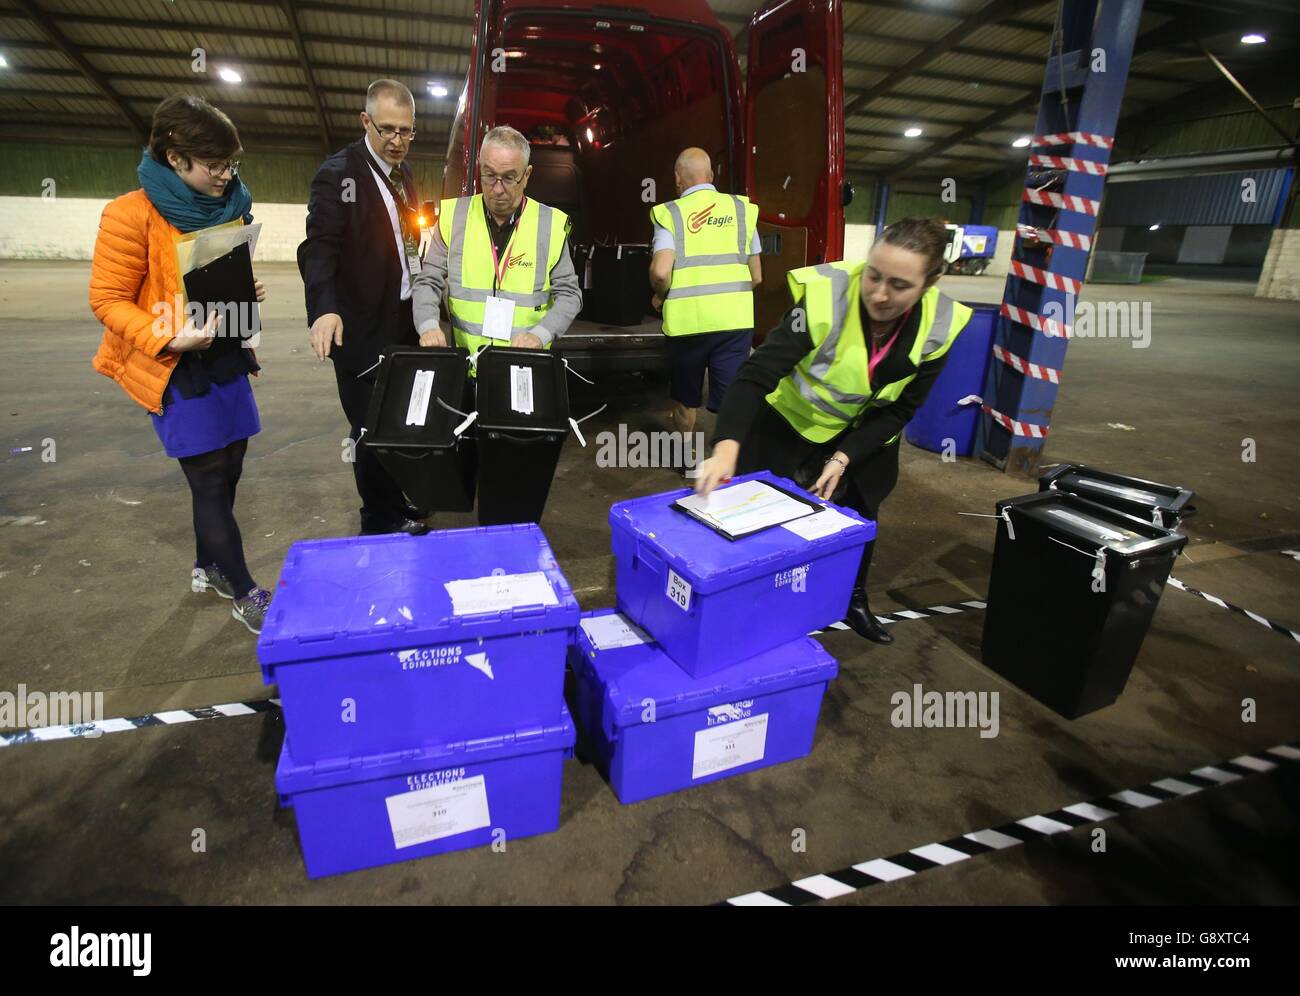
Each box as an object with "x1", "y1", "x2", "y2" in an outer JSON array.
[
  {"x1": 148, "y1": 95, "x2": 241, "y2": 167},
  {"x1": 876, "y1": 217, "x2": 949, "y2": 279}
]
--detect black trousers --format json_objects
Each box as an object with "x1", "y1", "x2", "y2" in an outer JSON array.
[
  {"x1": 737, "y1": 402, "x2": 900, "y2": 591},
  {"x1": 333, "y1": 359, "x2": 410, "y2": 531}
]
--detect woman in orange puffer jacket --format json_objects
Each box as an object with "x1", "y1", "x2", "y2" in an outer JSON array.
[{"x1": 90, "y1": 95, "x2": 271, "y2": 636}]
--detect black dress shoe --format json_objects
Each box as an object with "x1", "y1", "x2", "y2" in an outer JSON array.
[
  {"x1": 403, "y1": 503, "x2": 431, "y2": 521},
  {"x1": 359, "y1": 517, "x2": 431, "y2": 537},
  {"x1": 844, "y1": 590, "x2": 894, "y2": 644}
]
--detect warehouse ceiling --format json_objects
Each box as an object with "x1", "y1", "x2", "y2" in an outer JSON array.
[{"x1": 0, "y1": 0, "x2": 1296, "y2": 181}]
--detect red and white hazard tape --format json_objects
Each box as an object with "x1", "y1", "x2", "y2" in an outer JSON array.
[
  {"x1": 1016, "y1": 223, "x2": 1092, "y2": 251},
  {"x1": 958, "y1": 396, "x2": 1050, "y2": 439},
  {"x1": 1009, "y1": 260, "x2": 1082, "y2": 295},
  {"x1": 1022, "y1": 188, "x2": 1101, "y2": 216},
  {"x1": 1000, "y1": 302, "x2": 1072, "y2": 338},
  {"x1": 993, "y1": 345, "x2": 1061, "y2": 384},
  {"x1": 1031, "y1": 132, "x2": 1114, "y2": 150},
  {"x1": 1027, "y1": 154, "x2": 1108, "y2": 175}
]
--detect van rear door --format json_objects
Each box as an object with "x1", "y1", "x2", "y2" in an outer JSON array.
[
  {"x1": 743, "y1": 0, "x2": 846, "y2": 338},
  {"x1": 442, "y1": 0, "x2": 499, "y2": 199}
]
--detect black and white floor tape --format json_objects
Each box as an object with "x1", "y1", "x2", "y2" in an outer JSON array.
[
  {"x1": 0, "y1": 698, "x2": 281, "y2": 748},
  {"x1": 724, "y1": 742, "x2": 1300, "y2": 906},
  {"x1": 813, "y1": 599, "x2": 988, "y2": 634},
  {"x1": 1168, "y1": 577, "x2": 1300, "y2": 644}
]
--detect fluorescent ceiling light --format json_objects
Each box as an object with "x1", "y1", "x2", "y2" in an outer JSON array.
[
  {"x1": 904, "y1": 126, "x2": 923, "y2": 138},
  {"x1": 1148, "y1": 223, "x2": 1161, "y2": 231},
  {"x1": 1241, "y1": 33, "x2": 1266, "y2": 44},
  {"x1": 1012, "y1": 136, "x2": 1031, "y2": 148},
  {"x1": 0, "y1": 54, "x2": 8, "y2": 69},
  {"x1": 218, "y1": 67, "x2": 242, "y2": 84},
  {"x1": 428, "y1": 83, "x2": 448, "y2": 97}
]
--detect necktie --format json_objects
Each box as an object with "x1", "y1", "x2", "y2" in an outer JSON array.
[{"x1": 388, "y1": 167, "x2": 408, "y2": 207}]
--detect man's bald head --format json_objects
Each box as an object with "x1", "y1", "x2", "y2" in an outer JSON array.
[{"x1": 674, "y1": 147, "x2": 713, "y2": 192}]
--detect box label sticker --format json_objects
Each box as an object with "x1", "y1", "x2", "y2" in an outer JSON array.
[
  {"x1": 579, "y1": 612, "x2": 650, "y2": 650},
  {"x1": 782, "y1": 506, "x2": 858, "y2": 541},
  {"x1": 666, "y1": 568, "x2": 692, "y2": 612},
  {"x1": 510, "y1": 364, "x2": 534, "y2": 415},
  {"x1": 692, "y1": 713, "x2": 768, "y2": 780},
  {"x1": 444, "y1": 571, "x2": 560, "y2": 616},
  {"x1": 405, "y1": 369, "x2": 435, "y2": 426},
  {"x1": 386, "y1": 774, "x2": 490, "y2": 849}
]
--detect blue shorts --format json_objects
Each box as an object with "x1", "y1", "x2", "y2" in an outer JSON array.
[
  {"x1": 151, "y1": 374, "x2": 261, "y2": 459},
  {"x1": 666, "y1": 328, "x2": 753, "y2": 412}
]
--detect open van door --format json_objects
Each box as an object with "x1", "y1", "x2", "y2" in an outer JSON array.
[
  {"x1": 442, "y1": 0, "x2": 499, "y2": 199},
  {"x1": 743, "y1": 0, "x2": 846, "y2": 339}
]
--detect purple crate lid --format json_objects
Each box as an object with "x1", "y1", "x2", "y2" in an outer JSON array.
[
  {"x1": 608, "y1": 471, "x2": 875, "y2": 594},
  {"x1": 257, "y1": 523, "x2": 579, "y2": 672},
  {"x1": 572, "y1": 609, "x2": 838, "y2": 736},
  {"x1": 276, "y1": 706, "x2": 575, "y2": 795}
]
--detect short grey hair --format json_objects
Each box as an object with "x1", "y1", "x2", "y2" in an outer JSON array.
[
  {"x1": 366, "y1": 79, "x2": 415, "y2": 117},
  {"x1": 480, "y1": 125, "x2": 530, "y2": 167}
]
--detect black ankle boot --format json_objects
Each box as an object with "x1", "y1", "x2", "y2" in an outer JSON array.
[{"x1": 844, "y1": 589, "x2": 894, "y2": 644}]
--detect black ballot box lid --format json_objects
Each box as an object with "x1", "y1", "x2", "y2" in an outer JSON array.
[
  {"x1": 997, "y1": 490, "x2": 1186, "y2": 561},
  {"x1": 1038, "y1": 463, "x2": 1195, "y2": 528},
  {"x1": 363, "y1": 347, "x2": 470, "y2": 449},
  {"x1": 474, "y1": 346, "x2": 570, "y2": 435}
]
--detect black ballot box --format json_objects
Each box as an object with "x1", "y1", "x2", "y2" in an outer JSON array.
[
  {"x1": 473, "y1": 346, "x2": 570, "y2": 526},
  {"x1": 1039, "y1": 464, "x2": 1195, "y2": 529},
  {"x1": 362, "y1": 347, "x2": 476, "y2": 513},
  {"x1": 981, "y1": 491, "x2": 1186, "y2": 719}
]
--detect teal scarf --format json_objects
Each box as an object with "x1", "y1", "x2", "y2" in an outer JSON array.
[{"x1": 137, "y1": 149, "x2": 254, "y2": 233}]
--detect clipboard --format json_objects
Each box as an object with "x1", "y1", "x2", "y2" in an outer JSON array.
[
  {"x1": 181, "y1": 240, "x2": 261, "y2": 354},
  {"x1": 671, "y1": 478, "x2": 822, "y2": 541}
]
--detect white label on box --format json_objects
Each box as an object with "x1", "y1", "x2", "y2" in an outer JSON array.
[
  {"x1": 386, "y1": 774, "x2": 491, "y2": 849},
  {"x1": 666, "y1": 568, "x2": 692, "y2": 612},
  {"x1": 405, "y1": 369, "x2": 435, "y2": 426},
  {"x1": 444, "y1": 571, "x2": 560, "y2": 616},
  {"x1": 782, "y1": 506, "x2": 858, "y2": 541},
  {"x1": 579, "y1": 612, "x2": 650, "y2": 650},
  {"x1": 510, "y1": 364, "x2": 534, "y2": 415},
  {"x1": 482, "y1": 295, "x2": 516, "y2": 341},
  {"x1": 692, "y1": 713, "x2": 769, "y2": 780}
]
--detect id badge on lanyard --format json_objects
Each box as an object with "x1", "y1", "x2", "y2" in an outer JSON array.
[{"x1": 484, "y1": 205, "x2": 524, "y2": 341}]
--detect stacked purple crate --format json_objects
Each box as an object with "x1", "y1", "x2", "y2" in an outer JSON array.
[{"x1": 258, "y1": 524, "x2": 579, "y2": 878}]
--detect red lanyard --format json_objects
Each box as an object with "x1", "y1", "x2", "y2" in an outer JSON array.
[
  {"x1": 867, "y1": 305, "x2": 912, "y2": 383},
  {"x1": 488, "y1": 196, "x2": 526, "y2": 294}
]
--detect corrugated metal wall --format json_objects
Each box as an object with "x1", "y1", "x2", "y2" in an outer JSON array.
[
  {"x1": 1099, "y1": 169, "x2": 1287, "y2": 226},
  {"x1": 0, "y1": 142, "x2": 446, "y2": 202}
]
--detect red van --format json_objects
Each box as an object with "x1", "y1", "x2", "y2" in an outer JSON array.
[{"x1": 440, "y1": 0, "x2": 848, "y2": 371}]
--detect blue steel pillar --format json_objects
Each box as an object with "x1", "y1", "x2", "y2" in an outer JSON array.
[
  {"x1": 976, "y1": 0, "x2": 1144, "y2": 474},
  {"x1": 873, "y1": 179, "x2": 890, "y2": 231}
]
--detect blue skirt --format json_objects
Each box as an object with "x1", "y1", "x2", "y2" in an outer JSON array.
[{"x1": 151, "y1": 373, "x2": 261, "y2": 459}]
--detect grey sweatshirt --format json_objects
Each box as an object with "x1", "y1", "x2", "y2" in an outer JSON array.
[{"x1": 411, "y1": 218, "x2": 583, "y2": 346}]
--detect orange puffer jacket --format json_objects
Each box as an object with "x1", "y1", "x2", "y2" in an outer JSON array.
[{"x1": 90, "y1": 189, "x2": 188, "y2": 414}]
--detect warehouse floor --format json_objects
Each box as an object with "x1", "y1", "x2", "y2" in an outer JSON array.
[{"x1": 1, "y1": 261, "x2": 1297, "y2": 905}]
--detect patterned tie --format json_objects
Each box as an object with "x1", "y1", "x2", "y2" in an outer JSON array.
[{"x1": 388, "y1": 166, "x2": 408, "y2": 207}]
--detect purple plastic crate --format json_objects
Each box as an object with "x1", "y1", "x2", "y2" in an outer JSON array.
[
  {"x1": 276, "y1": 708, "x2": 574, "y2": 879},
  {"x1": 257, "y1": 524, "x2": 579, "y2": 763},
  {"x1": 609, "y1": 471, "x2": 874, "y2": 675},
  {"x1": 569, "y1": 608, "x2": 838, "y2": 804}
]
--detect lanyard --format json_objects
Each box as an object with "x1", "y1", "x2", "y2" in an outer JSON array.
[
  {"x1": 867, "y1": 305, "x2": 912, "y2": 383},
  {"x1": 363, "y1": 155, "x2": 419, "y2": 253},
  {"x1": 488, "y1": 196, "x2": 527, "y2": 294}
]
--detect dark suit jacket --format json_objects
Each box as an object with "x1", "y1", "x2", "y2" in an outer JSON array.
[{"x1": 298, "y1": 138, "x2": 420, "y2": 373}]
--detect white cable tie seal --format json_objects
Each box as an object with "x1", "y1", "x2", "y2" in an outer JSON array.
[
  {"x1": 957, "y1": 394, "x2": 983, "y2": 407},
  {"x1": 563, "y1": 357, "x2": 595, "y2": 384},
  {"x1": 468, "y1": 344, "x2": 490, "y2": 372},
  {"x1": 1151, "y1": 507, "x2": 1163, "y2": 526},
  {"x1": 453, "y1": 410, "x2": 478, "y2": 437},
  {"x1": 568, "y1": 403, "x2": 608, "y2": 448},
  {"x1": 1001, "y1": 507, "x2": 1015, "y2": 541},
  {"x1": 355, "y1": 355, "x2": 384, "y2": 379}
]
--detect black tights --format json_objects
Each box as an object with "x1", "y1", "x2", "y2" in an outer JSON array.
[{"x1": 178, "y1": 439, "x2": 256, "y2": 598}]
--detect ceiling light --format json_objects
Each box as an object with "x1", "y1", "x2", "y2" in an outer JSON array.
[
  {"x1": 428, "y1": 82, "x2": 448, "y2": 97},
  {"x1": 593, "y1": 63, "x2": 601, "y2": 70},
  {"x1": 586, "y1": 127, "x2": 594, "y2": 142},
  {"x1": 217, "y1": 67, "x2": 242, "y2": 84},
  {"x1": 1241, "y1": 33, "x2": 1266, "y2": 44},
  {"x1": 904, "y1": 126, "x2": 923, "y2": 138},
  {"x1": 1012, "y1": 136, "x2": 1031, "y2": 148},
  {"x1": 1149, "y1": 223, "x2": 1161, "y2": 231},
  {"x1": 0, "y1": 54, "x2": 8, "y2": 69}
]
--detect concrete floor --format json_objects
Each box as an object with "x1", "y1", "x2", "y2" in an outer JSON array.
[{"x1": 1, "y1": 261, "x2": 1298, "y2": 904}]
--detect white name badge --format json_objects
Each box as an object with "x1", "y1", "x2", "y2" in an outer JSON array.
[
  {"x1": 483, "y1": 295, "x2": 516, "y2": 341},
  {"x1": 407, "y1": 253, "x2": 423, "y2": 277}
]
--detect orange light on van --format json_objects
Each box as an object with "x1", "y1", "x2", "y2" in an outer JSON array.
[{"x1": 418, "y1": 215, "x2": 428, "y2": 228}]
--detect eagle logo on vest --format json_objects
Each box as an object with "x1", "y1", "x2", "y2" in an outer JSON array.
[
  {"x1": 687, "y1": 202, "x2": 735, "y2": 233},
  {"x1": 506, "y1": 251, "x2": 532, "y2": 270}
]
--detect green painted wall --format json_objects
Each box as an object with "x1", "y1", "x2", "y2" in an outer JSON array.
[
  {"x1": 983, "y1": 173, "x2": 1025, "y2": 230},
  {"x1": 0, "y1": 142, "x2": 445, "y2": 203},
  {"x1": 842, "y1": 177, "x2": 976, "y2": 227}
]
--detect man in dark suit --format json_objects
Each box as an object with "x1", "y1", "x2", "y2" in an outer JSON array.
[{"x1": 298, "y1": 78, "x2": 427, "y2": 535}]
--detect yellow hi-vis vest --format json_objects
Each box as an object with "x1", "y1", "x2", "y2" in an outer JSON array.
[
  {"x1": 439, "y1": 193, "x2": 570, "y2": 359},
  {"x1": 767, "y1": 261, "x2": 972, "y2": 446},
  {"x1": 650, "y1": 187, "x2": 758, "y2": 336}
]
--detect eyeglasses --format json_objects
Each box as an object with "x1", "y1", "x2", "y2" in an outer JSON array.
[
  {"x1": 368, "y1": 120, "x2": 416, "y2": 142},
  {"x1": 480, "y1": 171, "x2": 522, "y2": 190},
  {"x1": 202, "y1": 160, "x2": 240, "y2": 178}
]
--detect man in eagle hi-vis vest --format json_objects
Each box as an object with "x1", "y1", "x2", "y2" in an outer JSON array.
[
  {"x1": 412, "y1": 124, "x2": 581, "y2": 363},
  {"x1": 649, "y1": 148, "x2": 762, "y2": 450}
]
